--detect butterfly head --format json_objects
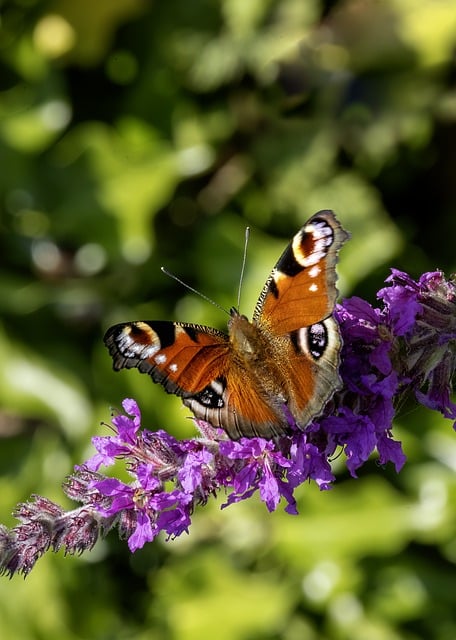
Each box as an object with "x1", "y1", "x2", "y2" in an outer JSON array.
[
  {"x1": 228, "y1": 307, "x2": 263, "y2": 359},
  {"x1": 229, "y1": 306, "x2": 247, "y2": 318}
]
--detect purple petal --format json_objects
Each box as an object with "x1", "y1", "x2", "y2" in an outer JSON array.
[
  {"x1": 128, "y1": 510, "x2": 155, "y2": 552},
  {"x1": 288, "y1": 434, "x2": 335, "y2": 489},
  {"x1": 258, "y1": 465, "x2": 281, "y2": 512},
  {"x1": 377, "y1": 435, "x2": 407, "y2": 472},
  {"x1": 158, "y1": 506, "x2": 192, "y2": 538},
  {"x1": 178, "y1": 449, "x2": 213, "y2": 493},
  {"x1": 136, "y1": 464, "x2": 161, "y2": 492}
]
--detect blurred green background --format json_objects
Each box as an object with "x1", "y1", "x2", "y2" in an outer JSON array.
[{"x1": 1, "y1": 1, "x2": 456, "y2": 638}]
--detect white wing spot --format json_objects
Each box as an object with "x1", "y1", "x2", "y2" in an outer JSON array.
[
  {"x1": 309, "y1": 283, "x2": 318, "y2": 292},
  {"x1": 169, "y1": 363, "x2": 178, "y2": 372},
  {"x1": 308, "y1": 264, "x2": 321, "y2": 278},
  {"x1": 154, "y1": 353, "x2": 167, "y2": 365}
]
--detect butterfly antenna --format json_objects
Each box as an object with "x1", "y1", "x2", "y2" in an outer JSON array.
[
  {"x1": 161, "y1": 267, "x2": 230, "y2": 316},
  {"x1": 237, "y1": 226, "x2": 250, "y2": 311}
]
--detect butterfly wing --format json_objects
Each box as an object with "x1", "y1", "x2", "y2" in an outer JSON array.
[
  {"x1": 280, "y1": 315, "x2": 343, "y2": 428},
  {"x1": 104, "y1": 320, "x2": 231, "y2": 397},
  {"x1": 254, "y1": 210, "x2": 349, "y2": 334},
  {"x1": 253, "y1": 210, "x2": 349, "y2": 428},
  {"x1": 104, "y1": 319, "x2": 284, "y2": 438},
  {"x1": 183, "y1": 366, "x2": 288, "y2": 439}
]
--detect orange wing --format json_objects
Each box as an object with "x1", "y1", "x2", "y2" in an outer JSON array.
[
  {"x1": 254, "y1": 210, "x2": 349, "y2": 335},
  {"x1": 183, "y1": 363, "x2": 289, "y2": 439},
  {"x1": 104, "y1": 320, "x2": 231, "y2": 397},
  {"x1": 250, "y1": 211, "x2": 349, "y2": 430},
  {"x1": 280, "y1": 316, "x2": 344, "y2": 428}
]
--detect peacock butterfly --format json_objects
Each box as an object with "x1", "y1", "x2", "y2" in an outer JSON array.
[{"x1": 104, "y1": 210, "x2": 350, "y2": 439}]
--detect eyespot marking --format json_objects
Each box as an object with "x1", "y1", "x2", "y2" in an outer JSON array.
[
  {"x1": 291, "y1": 322, "x2": 329, "y2": 360},
  {"x1": 192, "y1": 378, "x2": 226, "y2": 408}
]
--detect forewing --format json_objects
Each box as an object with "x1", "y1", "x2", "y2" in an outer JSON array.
[
  {"x1": 104, "y1": 320, "x2": 231, "y2": 397},
  {"x1": 254, "y1": 210, "x2": 349, "y2": 334}
]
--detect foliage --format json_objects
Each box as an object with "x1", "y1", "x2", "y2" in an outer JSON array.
[{"x1": 1, "y1": 0, "x2": 456, "y2": 638}]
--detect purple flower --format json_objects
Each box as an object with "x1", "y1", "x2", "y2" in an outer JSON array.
[
  {"x1": 178, "y1": 449, "x2": 214, "y2": 493},
  {"x1": 92, "y1": 462, "x2": 193, "y2": 551},
  {"x1": 84, "y1": 398, "x2": 142, "y2": 471},
  {"x1": 322, "y1": 410, "x2": 377, "y2": 477},
  {"x1": 377, "y1": 268, "x2": 423, "y2": 336},
  {"x1": 377, "y1": 434, "x2": 407, "y2": 472},
  {"x1": 219, "y1": 438, "x2": 292, "y2": 512},
  {"x1": 287, "y1": 433, "x2": 335, "y2": 491},
  {"x1": 93, "y1": 465, "x2": 159, "y2": 551}
]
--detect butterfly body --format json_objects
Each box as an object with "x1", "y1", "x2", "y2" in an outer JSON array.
[{"x1": 104, "y1": 210, "x2": 349, "y2": 439}]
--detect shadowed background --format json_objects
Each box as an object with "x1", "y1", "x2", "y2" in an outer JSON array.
[{"x1": 1, "y1": 1, "x2": 456, "y2": 638}]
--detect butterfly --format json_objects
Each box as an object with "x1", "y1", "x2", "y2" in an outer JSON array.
[{"x1": 104, "y1": 210, "x2": 350, "y2": 439}]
